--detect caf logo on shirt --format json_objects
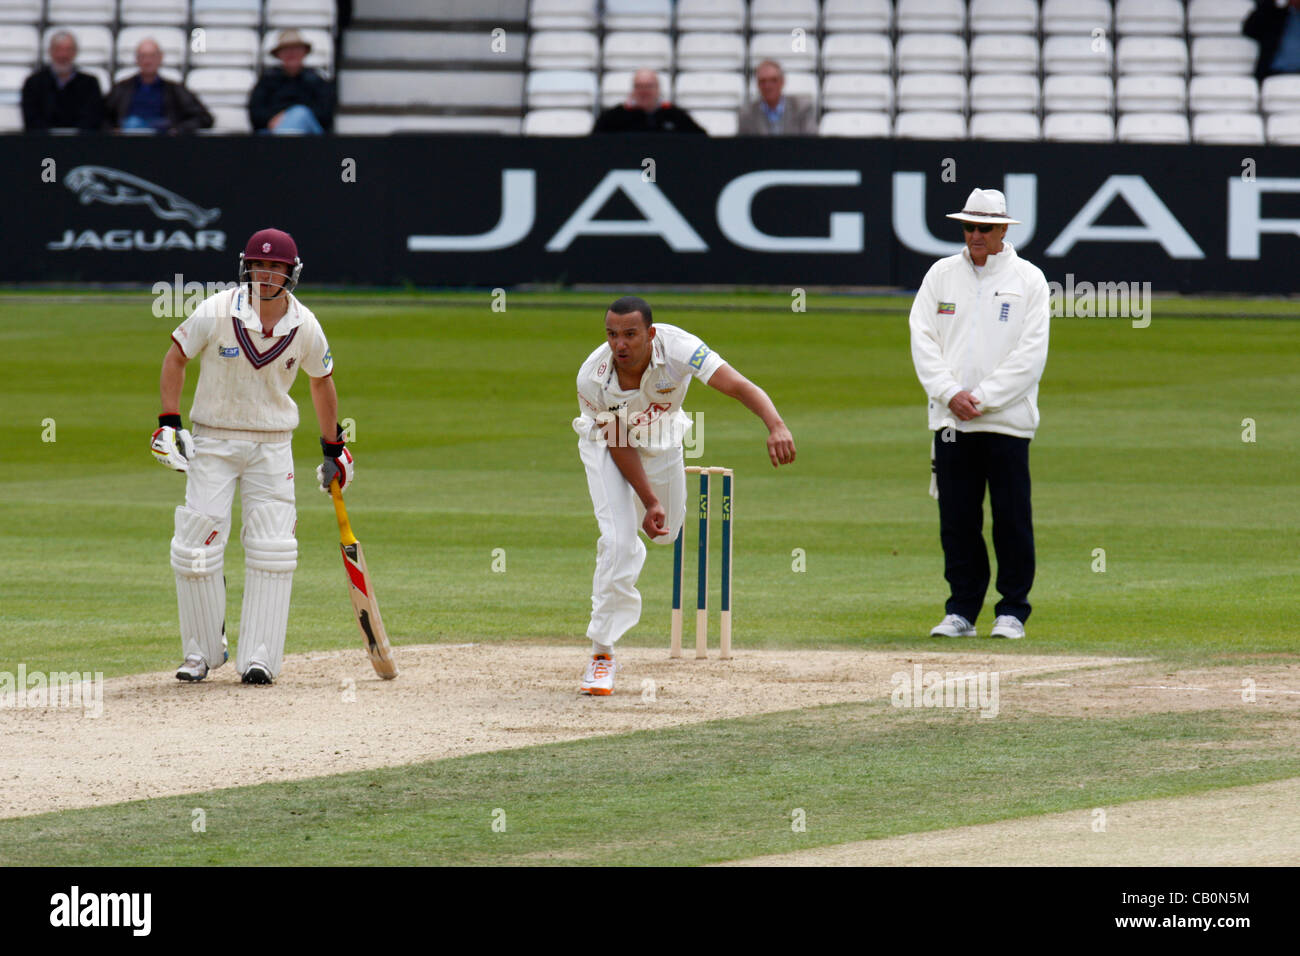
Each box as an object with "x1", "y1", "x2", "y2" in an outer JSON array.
[{"x1": 220, "y1": 346, "x2": 240, "y2": 358}]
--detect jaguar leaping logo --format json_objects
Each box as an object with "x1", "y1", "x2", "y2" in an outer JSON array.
[{"x1": 63, "y1": 165, "x2": 221, "y2": 228}]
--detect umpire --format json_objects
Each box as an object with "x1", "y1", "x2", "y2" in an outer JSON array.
[{"x1": 908, "y1": 188, "x2": 1050, "y2": 640}]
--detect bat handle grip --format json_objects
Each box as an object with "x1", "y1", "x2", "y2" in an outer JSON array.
[{"x1": 330, "y1": 479, "x2": 358, "y2": 545}]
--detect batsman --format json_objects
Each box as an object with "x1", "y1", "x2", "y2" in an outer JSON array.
[{"x1": 151, "y1": 228, "x2": 354, "y2": 684}]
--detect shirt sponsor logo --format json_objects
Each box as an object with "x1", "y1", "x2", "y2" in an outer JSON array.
[
  {"x1": 285, "y1": 357, "x2": 296, "y2": 370},
  {"x1": 654, "y1": 378, "x2": 676, "y2": 394},
  {"x1": 322, "y1": 349, "x2": 332, "y2": 369},
  {"x1": 596, "y1": 360, "x2": 608, "y2": 377},
  {"x1": 688, "y1": 344, "x2": 711, "y2": 369},
  {"x1": 938, "y1": 302, "x2": 956, "y2": 315},
  {"x1": 220, "y1": 346, "x2": 240, "y2": 357},
  {"x1": 999, "y1": 302, "x2": 1011, "y2": 322}
]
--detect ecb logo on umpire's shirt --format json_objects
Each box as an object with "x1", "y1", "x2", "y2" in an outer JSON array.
[{"x1": 998, "y1": 302, "x2": 1011, "y2": 322}]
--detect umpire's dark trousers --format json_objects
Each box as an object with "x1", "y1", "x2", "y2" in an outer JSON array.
[{"x1": 933, "y1": 429, "x2": 1034, "y2": 624}]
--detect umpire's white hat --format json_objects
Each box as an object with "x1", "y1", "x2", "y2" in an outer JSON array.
[{"x1": 945, "y1": 188, "x2": 1021, "y2": 225}]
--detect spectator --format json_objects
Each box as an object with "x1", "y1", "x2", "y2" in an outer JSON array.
[
  {"x1": 1245, "y1": 0, "x2": 1300, "y2": 80},
  {"x1": 592, "y1": 69, "x2": 706, "y2": 134},
  {"x1": 249, "y1": 29, "x2": 334, "y2": 134},
  {"x1": 738, "y1": 60, "x2": 817, "y2": 136},
  {"x1": 104, "y1": 39, "x2": 213, "y2": 134},
  {"x1": 21, "y1": 31, "x2": 104, "y2": 132}
]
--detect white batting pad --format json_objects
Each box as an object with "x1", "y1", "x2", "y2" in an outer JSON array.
[
  {"x1": 170, "y1": 506, "x2": 228, "y2": 669},
  {"x1": 236, "y1": 502, "x2": 297, "y2": 679}
]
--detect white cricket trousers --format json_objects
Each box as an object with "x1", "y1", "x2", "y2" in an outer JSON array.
[
  {"x1": 578, "y1": 437, "x2": 687, "y2": 648},
  {"x1": 187, "y1": 437, "x2": 296, "y2": 538}
]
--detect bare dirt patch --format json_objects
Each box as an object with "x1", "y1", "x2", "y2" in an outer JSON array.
[{"x1": 3, "y1": 645, "x2": 1295, "y2": 822}]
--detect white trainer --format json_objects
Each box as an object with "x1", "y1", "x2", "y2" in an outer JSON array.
[
  {"x1": 580, "y1": 654, "x2": 617, "y2": 696},
  {"x1": 175, "y1": 654, "x2": 209, "y2": 681},
  {"x1": 930, "y1": 614, "x2": 976, "y2": 638},
  {"x1": 990, "y1": 615, "x2": 1025, "y2": 639}
]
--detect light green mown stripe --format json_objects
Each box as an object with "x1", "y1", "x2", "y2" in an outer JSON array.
[{"x1": 0, "y1": 705, "x2": 1295, "y2": 866}]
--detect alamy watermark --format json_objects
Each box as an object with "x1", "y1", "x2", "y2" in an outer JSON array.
[
  {"x1": 1050, "y1": 274, "x2": 1152, "y2": 328},
  {"x1": 0, "y1": 665, "x2": 104, "y2": 718},
  {"x1": 891, "y1": 664, "x2": 1000, "y2": 718}
]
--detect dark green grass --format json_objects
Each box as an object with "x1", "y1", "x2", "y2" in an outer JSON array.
[
  {"x1": 0, "y1": 702, "x2": 1294, "y2": 866},
  {"x1": 1, "y1": 292, "x2": 1297, "y2": 678}
]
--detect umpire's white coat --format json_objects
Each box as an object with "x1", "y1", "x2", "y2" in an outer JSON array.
[{"x1": 909, "y1": 241, "x2": 1050, "y2": 439}]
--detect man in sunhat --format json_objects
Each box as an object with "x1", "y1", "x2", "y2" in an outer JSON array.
[
  {"x1": 248, "y1": 28, "x2": 334, "y2": 134},
  {"x1": 908, "y1": 188, "x2": 1051, "y2": 641}
]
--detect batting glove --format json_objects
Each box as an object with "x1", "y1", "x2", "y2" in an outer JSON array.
[
  {"x1": 151, "y1": 414, "x2": 194, "y2": 472},
  {"x1": 317, "y1": 427, "x2": 354, "y2": 493}
]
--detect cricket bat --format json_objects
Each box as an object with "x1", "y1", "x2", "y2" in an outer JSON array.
[{"x1": 330, "y1": 480, "x2": 398, "y2": 679}]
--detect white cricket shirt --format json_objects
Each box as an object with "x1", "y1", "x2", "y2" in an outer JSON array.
[
  {"x1": 171, "y1": 286, "x2": 333, "y2": 441},
  {"x1": 573, "y1": 322, "x2": 725, "y2": 456}
]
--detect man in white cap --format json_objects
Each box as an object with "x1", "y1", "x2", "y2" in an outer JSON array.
[{"x1": 908, "y1": 188, "x2": 1050, "y2": 640}]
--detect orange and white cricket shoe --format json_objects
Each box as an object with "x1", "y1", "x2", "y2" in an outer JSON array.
[{"x1": 580, "y1": 653, "x2": 617, "y2": 696}]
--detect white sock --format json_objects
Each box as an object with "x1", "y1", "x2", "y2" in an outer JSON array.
[{"x1": 591, "y1": 642, "x2": 614, "y2": 657}]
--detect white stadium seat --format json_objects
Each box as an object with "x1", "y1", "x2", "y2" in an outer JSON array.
[
  {"x1": 676, "y1": 0, "x2": 747, "y2": 32},
  {"x1": 523, "y1": 108, "x2": 595, "y2": 136},
  {"x1": 1191, "y1": 37, "x2": 1259, "y2": 76},
  {"x1": 0, "y1": 25, "x2": 39, "y2": 66},
  {"x1": 818, "y1": 110, "x2": 891, "y2": 137},
  {"x1": 119, "y1": 0, "x2": 189, "y2": 26},
  {"x1": 113, "y1": 64, "x2": 182, "y2": 83},
  {"x1": 185, "y1": 67, "x2": 257, "y2": 107},
  {"x1": 0, "y1": 102, "x2": 22, "y2": 130},
  {"x1": 1188, "y1": 0, "x2": 1255, "y2": 38},
  {"x1": 1262, "y1": 75, "x2": 1300, "y2": 113},
  {"x1": 1043, "y1": 112, "x2": 1114, "y2": 142},
  {"x1": 192, "y1": 0, "x2": 262, "y2": 28},
  {"x1": 1042, "y1": 0, "x2": 1111, "y2": 36},
  {"x1": 1042, "y1": 35, "x2": 1112, "y2": 75},
  {"x1": 970, "y1": 111, "x2": 1040, "y2": 141},
  {"x1": 604, "y1": 0, "x2": 673, "y2": 32},
  {"x1": 116, "y1": 27, "x2": 188, "y2": 70},
  {"x1": 190, "y1": 28, "x2": 258, "y2": 69},
  {"x1": 821, "y1": 73, "x2": 892, "y2": 112},
  {"x1": 526, "y1": 70, "x2": 598, "y2": 110},
  {"x1": 1192, "y1": 112, "x2": 1265, "y2": 145},
  {"x1": 207, "y1": 105, "x2": 252, "y2": 132},
  {"x1": 897, "y1": 73, "x2": 966, "y2": 111},
  {"x1": 748, "y1": 32, "x2": 818, "y2": 73},
  {"x1": 1116, "y1": 112, "x2": 1189, "y2": 143},
  {"x1": 46, "y1": 0, "x2": 115, "y2": 25},
  {"x1": 0, "y1": 0, "x2": 42, "y2": 24},
  {"x1": 970, "y1": 34, "x2": 1038, "y2": 74},
  {"x1": 895, "y1": 110, "x2": 966, "y2": 139},
  {"x1": 600, "y1": 70, "x2": 671, "y2": 107},
  {"x1": 43, "y1": 26, "x2": 113, "y2": 66},
  {"x1": 260, "y1": 28, "x2": 333, "y2": 74},
  {"x1": 823, "y1": 0, "x2": 891, "y2": 33},
  {"x1": 676, "y1": 33, "x2": 745, "y2": 71},
  {"x1": 1266, "y1": 112, "x2": 1300, "y2": 144},
  {"x1": 1043, "y1": 74, "x2": 1112, "y2": 112},
  {"x1": 750, "y1": 0, "x2": 819, "y2": 33},
  {"x1": 675, "y1": 71, "x2": 745, "y2": 110},
  {"x1": 691, "y1": 109, "x2": 737, "y2": 136},
  {"x1": 970, "y1": 0, "x2": 1037, "y2": 35},
  {"x1": 334, "y1": 114, "x2": 523, "y2": 135},
  {"x1": 1189, "y1": 75, "x2": 1258, "y2": 113},
  {"x1": 1116, "y1": 37, "x2": 1188, "y2": 75},
  {"x1": 1116, "y1": 75, "x2": 1186, "y2": 112},
  {"x1": 970, "y1": 73, "x2": 1039, "y2": 113},
  {"x1": 0, "y1": 64, "x2": 28, "y2": 102},
  {"x1": 822, "y1": 33, "x2": 892, "y2": 73},
  {"x1": 528, "y1": 31, "x2": 599, "y2": 70},
  {"x1": 897, "y1": 33, "x2": 965, "y2": 74},
  {"x1": 603, "y1": 32, "x2": 673, "y2": 71},
  {"x1": 748, "y1": 70, "x2": 817, "y2": 110},
  {"x1": 529, "y1": 0, "x2": 598, "y2": 31},
  {"x1": 1115, "y1": 0, "x2": 1183, "y2": 37},
  {"x1": 265, "y1": 0, "x2": 336, "y2": 30},
  {"x1": 897, "y1": 0, "x2": 965, "y2": 34}
]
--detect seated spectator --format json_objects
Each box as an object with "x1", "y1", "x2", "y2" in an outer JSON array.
[
  {"x1": 104, "y1": 39, "x2": 213, "y2": 134},
  {"x1": 21, "y1": 31, "x2": 104, "y2": 132},
  {"x1": 739, "y1": 60, "x2": 816, "y2": 136},
  {"x1": 249, "y1": 29, "x2": 334, "y2": 134},
  {"x1": 592, "y1": 69, "x2": 706, "y2": 134},
  {"x1": 1245, "y1": 0, "x2": 1300, "y2": 80}
]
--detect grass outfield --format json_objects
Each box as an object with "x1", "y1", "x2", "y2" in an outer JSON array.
[{"x1": 2, "y1": 291, "x2": 1295, "y2": 675}]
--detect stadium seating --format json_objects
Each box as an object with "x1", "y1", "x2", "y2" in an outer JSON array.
[
  {"x1": 1116, "y1": 112, "x2": 1189, "y2": 143},
  {"x1": 1188, "y1": 0, "x2": 1254, "y2": 37},
  {"x1": 1116, "y1": 75, "x2": 1186, "y2": 113},
  {"x1": 0, "y1": 25, "x2": 38, "y2": 66},
  {"x1": 676, "y1": 33, "x2": 745, "y2": 71},
  {"x1": 676, "y1": 0, "x2": 747, "y2": 32},
  {"x1": 0, "y1": 63, "x2": 27, "y2": 101},
  {"x1": 821, "y1": 33, "x2": 892, "y2": 73},
  {"x1": 897, "y1": 0, "x2": 965, "y2": 34},
  {"x1": 750, "y1": 0, "x2": 819, "y2": 33},
  {"x1": 527, "y1": 70, "x2": 598, "y2": 110},
  {"x1": 1265, "y1": 112, "x2": 1300, "y2": 145},
  {"x1": 676, "y1": 71, "x2": 746, "y2": 111},
  {"x1": 1189, "y1": 75, "x2": 1258, "y2": 114},
  {"x1": 692, "y1": 108, "x2": 739, "y2": 135},
  {"x1": 119, "y1": 0, "x2": 188, "y2": 26},
  {"x1": 969, "y1": 0, "x2": 1036, "y2": 35},
  {"x1": 0, "y1": 0, "x2": 42, "y2": 24},
  {"x1": 191, "y1": 28, "x2": 260, "y2": 69},
  {"x1": 1043, "y1": 74, "x2": 1112, "y2": 113},
  {"x1": 970, "y1": 110, "x2": 1039, "y2": 140},
  {"x1": 192, "y1": 0, "x2": 262, "y2": 28},
  {"x1": 821, "y1": 73, "x2": 892, "y2": 112},
  {"x1": 822, "y1": 0, "x2": 890, "y2": 33},
  {"x1": 818, "y1": 109, "x2": 890, "y2": 137},
  {"x1": 604, "y1": 0, "x2": 673, "y2": 32},
  {"x1": 604, "y1": 32, "x2": 673, "y2": 72},
  {"x1": 0, "y1": 102, "x2": 22, "y2": 129},
  {"x1": 523, "y1": 107, "x2": 594, "y2": 135},
  {"x1": 970, "y1": 73, "x2": 1038, "y2": 113},
  {"x1": 1262, "y1": 75, "x2": 1300, "y2": 114},
  {"x1": 896, "y1": 110, "x2": 966, "y2": 139},
  {"x1": 1043, "y1": 111, "x2": 1114, "y2": 142},
  {"x1": 1192, "y1": 112, "x2": 1264, "y2": 144}
]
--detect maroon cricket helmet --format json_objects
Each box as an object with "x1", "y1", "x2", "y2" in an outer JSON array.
[{"x1": 238, "y1": 227, "x2": 303, "y2": 298}]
